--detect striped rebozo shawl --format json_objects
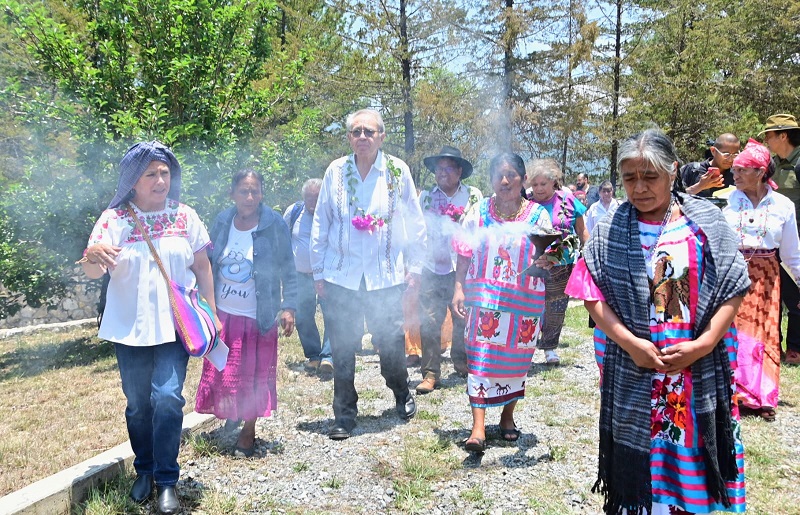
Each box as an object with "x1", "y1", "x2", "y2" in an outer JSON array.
[{"x1": 583, "y1": 193, "x2": 750, "y2": 515}]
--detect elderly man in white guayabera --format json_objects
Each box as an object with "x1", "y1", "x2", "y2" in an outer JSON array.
[{"x1": 310, "y1": 109, "x2": 426, "y2": 440}]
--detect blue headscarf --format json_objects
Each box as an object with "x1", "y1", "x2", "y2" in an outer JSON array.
[{"x1": 107, "y1": 141, "x2": 182, "y2": 209}]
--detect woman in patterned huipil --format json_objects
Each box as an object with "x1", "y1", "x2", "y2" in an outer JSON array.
[
  {"x1": 452, "y1": 153, "x2": 553, "y2": 453},
  {"x1": 566, "y1": 129, "x2": 750, "y2": 515},
  {"x1": 526, "y1": 158, "x2": 589, "y2": 365},
  {"x1": 722, "y1": 139, "x2": 800, "y2": 422}
]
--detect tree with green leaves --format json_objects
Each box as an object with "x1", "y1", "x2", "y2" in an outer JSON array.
[{"x1": 0, "y1": 0, "x2": 332, "y2": 315}]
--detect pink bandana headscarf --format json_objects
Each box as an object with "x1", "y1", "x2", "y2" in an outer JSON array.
[{"x1": 733, "y1": 138, "x2": 776, "y2": 189}]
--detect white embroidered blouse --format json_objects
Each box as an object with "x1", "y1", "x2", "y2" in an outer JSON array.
[
  {"x1": 723, "y1": 187, "x2": 800, "y2": 284},
  {"x1": 87, "y1": 200, "x2": 211, "y2": 346}
]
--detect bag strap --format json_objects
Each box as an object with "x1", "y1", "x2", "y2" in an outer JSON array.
[
  {"x1": 127, "y1": 203, "x2": 194, "y2": 343},
  {"x1": 127, "y1": 203, "x2": 172, "y2": 285}
]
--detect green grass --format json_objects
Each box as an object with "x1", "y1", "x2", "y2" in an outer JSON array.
[
  {"x1": 9, "y1": 305, "x2": 800, "y2": 514},
  {"x1": 320, "y1": 476, "x2": 342, "y2": 489},
  {"x1": 184, "y1": 432, "x2": 221, "y2": 458}
]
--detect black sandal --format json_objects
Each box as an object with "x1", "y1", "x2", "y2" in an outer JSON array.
[
  {"x1": 464, "y1": 437, "x2": 486, "y2": 453},
  {"x1": 500, "y1": 426, "x2": 521, "y2": 442}
]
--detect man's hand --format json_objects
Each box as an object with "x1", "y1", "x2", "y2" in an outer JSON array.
[
  {"x1": 314, "y1": 280, "x2": 325, "y2": 299},
  {"x1": 687, "y1": 170, "x2": 724, "y2": 194}
]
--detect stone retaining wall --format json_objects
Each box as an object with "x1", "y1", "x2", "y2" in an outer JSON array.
[{"x1": 0, "y1": 270, "x2": 101, "y2": 329}]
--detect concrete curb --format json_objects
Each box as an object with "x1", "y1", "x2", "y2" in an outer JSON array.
[
  {"x1": 0, "y1": 319, "x2": 96, "y2": 340},
  {"x1": 0, "y1": 412, "x2": 217, "y2": 515}
]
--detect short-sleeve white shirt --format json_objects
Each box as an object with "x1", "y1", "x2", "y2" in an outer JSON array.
[{"x1": 88, "y1": 200, "x2": 210, "y2": 346}]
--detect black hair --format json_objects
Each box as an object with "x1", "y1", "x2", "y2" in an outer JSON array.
[
  {"x1": 776, "y1": 129, "x2": 800, "y2": 147},
  {"x1": 231, "y1": 168, "x2": 265, "y2": 191},
  {"x1": 488, "y1": 152, "x2": 526, "y2": 182}
]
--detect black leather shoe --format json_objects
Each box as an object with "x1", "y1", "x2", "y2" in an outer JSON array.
[
  {"x1": 328, "y1": 420, "x2": 355, "y2": 440},
  {"x1": 129, "y1": 474, "x2": 153, "y2": 504},
  {"x1": 156, "y1": 485, "x2": 180, "y2": 515},
  {"x1": 396, "y1": 391, "x2": 417, "y2": 420}
]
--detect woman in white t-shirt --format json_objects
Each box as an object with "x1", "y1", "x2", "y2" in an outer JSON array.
[
  {"x1": 80, "y1": 141, "x2": 218, "y2": 514},
  {"x1": 585, "y1": 180, "x2": 621, "y2": 235},
  {"x1": 195, "y1": 169, "x2": 297, "y2": 457}
]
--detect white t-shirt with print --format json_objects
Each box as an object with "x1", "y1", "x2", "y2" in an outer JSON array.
[{"x1": 215, "y1": 224, "x2": 258, "y2": 318}]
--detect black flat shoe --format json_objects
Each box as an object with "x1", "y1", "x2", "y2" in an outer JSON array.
[
  {"x1": 234, "y1": 443, "x2": 255, "y2": 458},
  {"x1": 129, "y1": 474, "x2": 153, "y2": 504},
  {"x1": 395, "y1": 391, "x2": 417, "y2": 420},
  {"x1": 156, "y1": 485, "x2": 180, "y2": 515},
  {"x1": 328, "y1": 424, "x2": 353, "y2": 440}
]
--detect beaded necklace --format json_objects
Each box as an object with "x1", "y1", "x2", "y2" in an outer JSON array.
[
  {"x1": 490, "y1": 197, "x2": 528, "y2": 221},
  {"x1": 733, "y1": 193, "x2": 770, "y2": 261},
  {"x1": 642, "y1": 196, "x2": 675, "y2": 263}
]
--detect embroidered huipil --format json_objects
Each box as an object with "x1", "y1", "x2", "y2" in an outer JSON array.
[
  {"x1": 419, "y1": 183, "x2": 482, "y2": 274},
  {"x1": 87, "y1": 200, "x2": 210, "y2": 346},
  {"x1": 566, "y1": 216, "x2": 746, "y2": 514},
  {"x1": 310, "y1": 151, "x2": 426, "y2": 290},
  {"x1": 536, "y1": 189, "x2": 586, "y2": 264},
  {"x1": 722, "y1": 188, "x2": 800, "y2": 284}
]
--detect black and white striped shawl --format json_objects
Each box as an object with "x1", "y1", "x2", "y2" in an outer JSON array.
[{"x1": 583, "y1": 193, "x2": 750, "y2": 515}]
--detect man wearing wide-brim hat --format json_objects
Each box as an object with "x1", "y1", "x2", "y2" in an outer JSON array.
[
  {"x1": 760, "y1": 113, "x2": 800, "y2": 365},
  {"x1": 414, "y1": 146, "x2": 483, "y2": 393}
]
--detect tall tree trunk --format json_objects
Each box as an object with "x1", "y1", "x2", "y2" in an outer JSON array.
[
  {"x1": 609, "y1": 0, "x2": 623, "y2": 189},
  {"x1": 399, "y1": 0, "x2": 415, "y2": 181},
  {"x1": 499, "y1": 0, "x2": 514, "y2": 151},
  {"x1": 560, "y1": 0, "x2": 575, "y2": 173}
]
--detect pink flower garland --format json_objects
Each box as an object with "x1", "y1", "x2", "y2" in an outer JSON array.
[{"x1": 351, "y1": 213, "x2": 385, "y2": 233}]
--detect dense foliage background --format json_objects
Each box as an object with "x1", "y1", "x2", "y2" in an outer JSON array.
[{"x1": 1, "y1": 0, "x2": 799, "y2": 315}]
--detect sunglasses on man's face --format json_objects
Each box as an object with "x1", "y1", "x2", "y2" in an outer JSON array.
[{"x1": 349, "y1": 128, "x2": 379, "y2": 138}]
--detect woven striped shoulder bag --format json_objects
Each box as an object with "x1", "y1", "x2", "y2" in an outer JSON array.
[{"x1": 128, "y1": 204, "x2": 219, "y2": 357}]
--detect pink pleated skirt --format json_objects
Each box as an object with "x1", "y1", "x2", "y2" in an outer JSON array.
[{"x1": 195, "y1": 310, "x2": 277, "y2": 420}]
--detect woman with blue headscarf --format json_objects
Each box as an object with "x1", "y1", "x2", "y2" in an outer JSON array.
[{"x1": 80, "y1": 141, "x2": 218, "y2": 515}]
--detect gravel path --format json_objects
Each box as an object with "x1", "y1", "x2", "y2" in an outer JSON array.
[{"x1": 176, "y1": 327, "x2": 605, "y2": 514}]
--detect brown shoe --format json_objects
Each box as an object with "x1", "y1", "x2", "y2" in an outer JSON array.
[
  {"x1": 303, "y1": 359, "x2": 321, "y2": 371},
  {"x1": 416, "y1": 376, "x2": 439, "y2": 394},
  {"x1": 453, "y1": 362, "x2": 468, "y2": 377}
]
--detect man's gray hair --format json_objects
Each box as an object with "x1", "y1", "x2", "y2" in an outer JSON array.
[
  {"x1": 345, "y1": 109, "x2": 385, "y2": 133},
  {"x1": 301, "y1": 178, "x2": 322, "y2": 196}
]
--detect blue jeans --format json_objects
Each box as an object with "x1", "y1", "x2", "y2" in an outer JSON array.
[
  {"x1": 115, "y1": 341, "x2": 189, "y2": 486},
  {"x1": 296, "y1": 272, "x2": 332, "y2": 361}
]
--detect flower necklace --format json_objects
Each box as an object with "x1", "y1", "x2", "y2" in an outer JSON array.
[
  {"x1": 423, "y1": 186, "x2": 479, "y2": 222},
  {"x1": 642, "y1": 196, "x2": 675, "y2": 263},
  {"x1": 346, "y1": 157, "x2": 402, "y2": 233}
]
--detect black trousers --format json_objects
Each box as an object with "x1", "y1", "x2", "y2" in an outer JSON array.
[
  {"x1": 418, "y1": 270, "x2": 466, "y2": 379},
  {"x1": 324, "y1": 280, "x2": 409, "y2": 426},
  {"x1": 779, "y1": 264, "x2": 800, "y2": 353}
]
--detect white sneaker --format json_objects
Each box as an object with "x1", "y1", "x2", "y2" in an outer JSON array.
[{"x1": 544, "y1": 349, "x2": 560, "y2": 365}]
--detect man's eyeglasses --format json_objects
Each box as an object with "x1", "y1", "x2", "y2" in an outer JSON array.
[
  {"x1": 713, "y1": 148, "x2": 739, "y2": 158},
  {"x1": 349, "y1": 128, "x2": 379, "y2": 138},
  {"x1": 600, "y1": 188, "x2": 613, "y2": 193}
]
